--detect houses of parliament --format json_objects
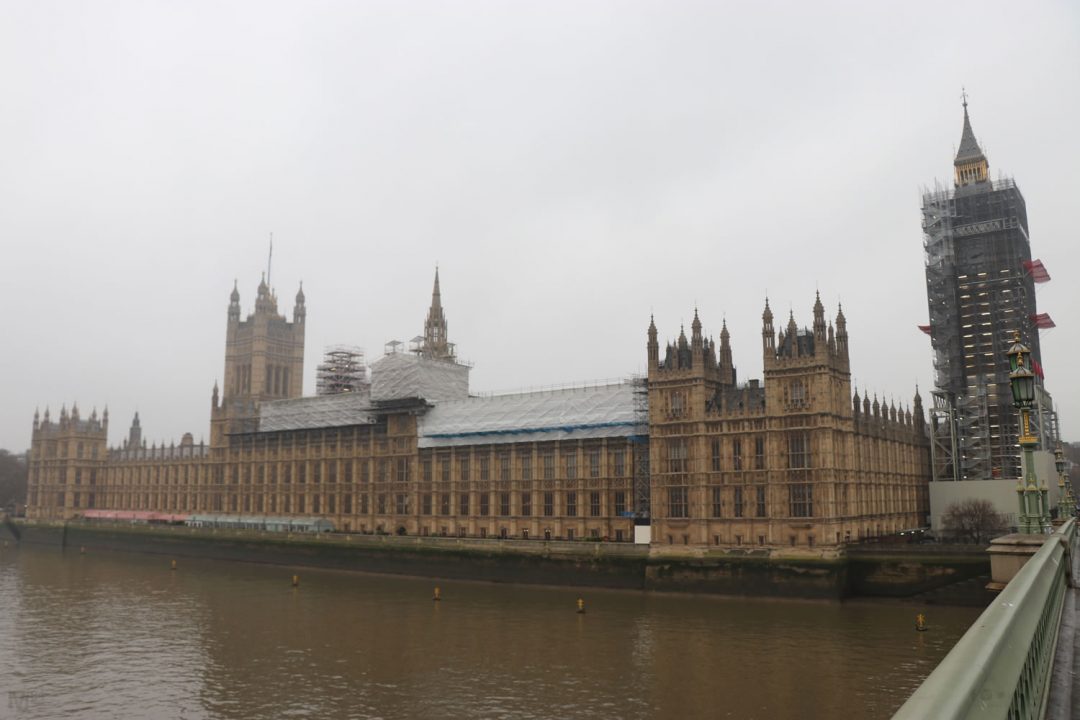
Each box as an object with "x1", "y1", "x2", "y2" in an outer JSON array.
[{"x1": 26, "y1": 268, "x2": 930, "y2": 551}]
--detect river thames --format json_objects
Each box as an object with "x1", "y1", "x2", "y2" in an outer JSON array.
[{"x1": 0, "y1": 544, "x2": 979, "y2": 719}]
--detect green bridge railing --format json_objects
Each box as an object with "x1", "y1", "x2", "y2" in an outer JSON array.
[{"x1": 893, "y1": 518, "x2": 1075, "y2": 720}]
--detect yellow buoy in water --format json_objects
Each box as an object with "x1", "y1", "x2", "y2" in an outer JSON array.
[
  {"x1": 292, "y1": 575, "x2": 300, "y2": 588},
  {"x1": 433, "y1": 587, "x2": 441, "y2": 602},
  {"x1": 576, "y1": 597, "x2": 586, "y2": 614},
  {"x1": 916, "y1": 613, "x2": 927, "y2": 632},
  {"x1": 170, "y1": 560, "x2": 177, "y2": 571}
]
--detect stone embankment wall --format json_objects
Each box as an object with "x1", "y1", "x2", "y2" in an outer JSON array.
[
  {"x1": 2, "y1": 521, "x2": 990, "y2": 602},
  {"x1": 846, "y1": 544, "x2": 994, "y2": 605}
]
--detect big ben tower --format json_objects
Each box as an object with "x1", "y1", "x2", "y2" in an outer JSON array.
[{"x1": 922, "y1": 97, "x2": 1055, "y2": 483}]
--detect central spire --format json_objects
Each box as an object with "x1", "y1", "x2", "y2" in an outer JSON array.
[
  {"x1": 431, "y1": 266, "x2": 442, "y2": 309},
  {"x1": 421, "y1": 266, "x2": 454, "y2": 361}
]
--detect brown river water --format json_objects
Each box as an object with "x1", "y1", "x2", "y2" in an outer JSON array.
[{"x1": 0, "y1": 543, "x2": 979, "y2": 719}]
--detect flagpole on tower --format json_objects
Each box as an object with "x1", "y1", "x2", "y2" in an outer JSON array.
[{"x1": 267, "y1": 233, "x2": 273, "y2": 287}]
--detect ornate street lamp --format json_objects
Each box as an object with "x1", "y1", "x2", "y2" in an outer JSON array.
[
  {"x1": 1057, "y1": 445, "x2": 1076, "y2": 518},
  {"x1": 1008, "y1": 332, "x2": 1049, "y2": 534}
]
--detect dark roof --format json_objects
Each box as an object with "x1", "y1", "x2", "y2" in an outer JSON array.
[
  {"x1": 258, "y1": 393, "x2": 375, "y2": 432},
  {"x1": 708, "y1": 383, "x2": 766, "y2": 414},
  {"x1": 778, "y1": 328, "x2": 815, "y2": 358},
  {"x1": 955, "y1": 105, "x2": 986, "y2": 163}
]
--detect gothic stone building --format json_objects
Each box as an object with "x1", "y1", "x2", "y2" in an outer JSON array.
[
  {"x1": 27, "y1": 271, "x2": 643, "y2": 542},
  {"x1": 27, "y1": 272, "x2": 930, "y2": 550},
  {"x1": 647, "y1": 295, "x2": 930, "y2": 549}
]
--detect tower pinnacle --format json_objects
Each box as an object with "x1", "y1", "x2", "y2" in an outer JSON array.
[
  {"x1": 761, "y1": 297, "x2": 775, "y2": 356},
  {"x1": 813, "y1": 291, "x2": 826, "y2": 340},
  {"x1": 421, "y1": 267, "x2": 454, "y2": 361},
  {"x1": 647, "y1": 315, "x2": 659, "y2": 369},
  {"x1": 955, "y1": 93, "x2": 989, "y2": 187}
]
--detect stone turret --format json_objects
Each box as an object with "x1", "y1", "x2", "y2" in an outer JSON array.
[
  {"x1": 647, "y1": 315, "x2": 659, "y2": 369},
  {"x1": 762, "y1": 298, "x2": 775, "y2": 358},
  {"x1": 127, "y1": 412, "x2": 142, "y2": 450}
]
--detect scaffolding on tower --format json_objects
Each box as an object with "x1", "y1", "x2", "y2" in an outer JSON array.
[
  {"x1": 316, "y1": 346, "x2": 370, "y2": 396},
  {"x1": 921, "y1": 175, "x2": 1046, "y2": 481},
  {"x1": 630, "y1": 374, "x2": 650, "y2": 519}
]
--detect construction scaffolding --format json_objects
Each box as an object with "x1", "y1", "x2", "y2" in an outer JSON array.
[
  {"x1": 929, "y1": 390, "x2": 959, "y2": 483},
  {"x1": 416, "y1": 381, "x2": 636, "y2": 448},
  {"x1": 922, "y1": 182, "x2": 961, "y2": 394},
  {"x1": 259, "y1": 392, "x2": 375, "y2": 432},
  {"x1": 630, "y1": 375, "x2": 650, "y2": 519},
  {"x1": 922, "y1": 176, "x2": 1045, "y2": 480},
  {"x1": 370, "y1": 350, "x2": 470, "y2": 404},
  {"x1": 315, "y1": 346, "x2": 369, "y2": 396},
  {"x1": 1031, "y1": 385, "x2": 1059, "y2": 448}
]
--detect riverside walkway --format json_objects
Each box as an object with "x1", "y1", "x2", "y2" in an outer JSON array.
[
  {"x1": 1045, "y1": 526, "x2": 1080, "y2": 719},
  {"x1": 893, "y1": 518, "x2": 1079, "y2": 720}
]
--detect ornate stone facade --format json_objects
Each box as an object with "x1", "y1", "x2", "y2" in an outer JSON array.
[
  {"x1": 647, "y1": 295, "x2": 930, "y2": 548},
  {"x1": 26, "y1": 405, "x2": 110, "y2": 515},
  {"x1": 26, "y1": 272, "x2": 930, "y2": 550},
  {"x1": 217, "y1": 275, "x2": 306, "y2": 438}
]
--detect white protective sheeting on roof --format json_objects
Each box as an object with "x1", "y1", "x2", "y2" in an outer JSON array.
[
  {"x1": 418, "y1": 382, "x2": 639, "y2": 448},
  {"x1": 258, "y1": 392, "x2": 375, "y2": 432},
  {"x1": 370, "y1": 352, "x2": 470, "y2": 403}
]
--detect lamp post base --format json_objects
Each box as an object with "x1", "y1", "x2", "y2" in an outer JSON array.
[{"x1": 987, "y1": 533, "x2": 1047, "y2": 591}]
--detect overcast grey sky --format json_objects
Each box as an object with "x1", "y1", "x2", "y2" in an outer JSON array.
[{"x1": 1, "y1": 0, "x2": 1077, "y2": 451}]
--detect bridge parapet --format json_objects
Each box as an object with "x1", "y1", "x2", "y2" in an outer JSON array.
[{"x1": 893, "y1": 518, "x2": 1075, "y2": 720}]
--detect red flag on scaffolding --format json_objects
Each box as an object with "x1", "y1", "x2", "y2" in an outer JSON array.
[
  {"x1": 1023, "y1": 259, "x2": 1051, "y2": 283},
  {"x1": 917, "y1": 325, "x2": 931, "y2": 336},
  {"x1": 1032, "y1": 358, "x2": 1045, "y2": 379},
  {"x1": 1030, "y1": 313, "x2": 1056, "y2": 329}
]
